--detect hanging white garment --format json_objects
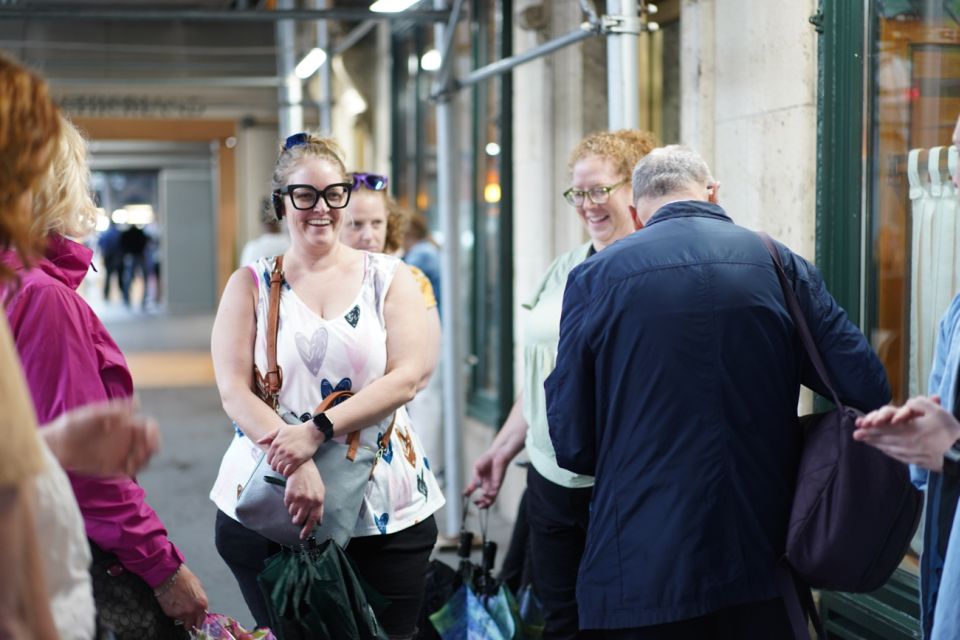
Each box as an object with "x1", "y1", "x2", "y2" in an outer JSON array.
[{"x1": 908, "y1": 146, "x2": 960, "y2": 397}]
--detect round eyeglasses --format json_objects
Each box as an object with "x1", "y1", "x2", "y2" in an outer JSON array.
[
  {"x1": 563, "y1": 178, "x2": 629, "y2": 207},
  {"x1": 277, "y1": 183, "x2": 353, "y2": 210}
]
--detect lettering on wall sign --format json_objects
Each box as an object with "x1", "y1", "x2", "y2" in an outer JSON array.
[{"x1": 58, "y1": 95, "x2": 206, "y2": 118}]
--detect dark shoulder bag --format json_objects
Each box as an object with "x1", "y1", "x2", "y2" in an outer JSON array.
[
  {"x1": 760, "y1": 233, "x2": 922, "y2": 639},
  {"x1": 89, "y1": 541, "x2": 188, "y2": 640}
]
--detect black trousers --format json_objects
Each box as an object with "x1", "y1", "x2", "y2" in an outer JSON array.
[
  {"x1": 214, "y1": 510, "x2": 438, "y2": 638},
  {"x1": 582, "y1": 598, "x2": 793, "y2": 639},
  {"x1": 525, "y1": 465, "x2": 593, "y2": 640},
  {"x1": 498, "y1": 487, "x2": 532, "y2": 593}
]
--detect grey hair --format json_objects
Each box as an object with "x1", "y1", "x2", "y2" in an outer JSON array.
[{"x1": 631, "y1": 145, "x2": 714, "y2": 202}]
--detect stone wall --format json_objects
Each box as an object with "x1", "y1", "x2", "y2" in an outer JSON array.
[{"x1": 680, "y1": 0, "x2": 818, "y2": 261}]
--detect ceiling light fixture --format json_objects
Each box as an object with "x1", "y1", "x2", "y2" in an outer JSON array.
[
  {"x1": 294, "y1": 47, "x2": 327, "y2": 79},
  {"x1": 420, "y1": 48, "x2": 441, "y2": 71},
  {"x1": 370, "y1": 0, "x2": 419, "y2": 13}
]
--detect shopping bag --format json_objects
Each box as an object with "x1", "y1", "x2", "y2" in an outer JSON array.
[
  {"x1": 191, "y1": 613, "x2": 277, "y2": 640},
  {"x1": 257, "y1": 538, "x2": 389, "y2": 640}
]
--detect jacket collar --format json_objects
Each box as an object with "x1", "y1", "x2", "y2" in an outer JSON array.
[
  {"x1": 646, "y1": 200, "x2": 733, "y2": 227},
  {"x1": 37, "y1": 234, "x2": 93, "y2": 291}
]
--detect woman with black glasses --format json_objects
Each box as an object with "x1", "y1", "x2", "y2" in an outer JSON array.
[
  {"x1": 210, "y1": 133, "x2": 443, "y2": 638},
  {"x1": 465, "y1": 129, "x2": 660, "y2": 640}
]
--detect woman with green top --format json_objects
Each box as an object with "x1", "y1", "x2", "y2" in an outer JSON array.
[{"x1": 465, "y1": 129, "x2": 658, "y2": 639}]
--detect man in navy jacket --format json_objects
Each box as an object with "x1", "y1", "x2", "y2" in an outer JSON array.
[{"x1": 544, "y1": 146, "x2": 891, "y2": 638}]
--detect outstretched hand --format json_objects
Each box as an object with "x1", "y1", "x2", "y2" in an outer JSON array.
[
  {"x1": 464, "y1": 449, "x2": 510, "y2": 509},
  {"x1": 42, "y1": 400, "x2": 159, "y2": 477},
  {"x1": 853, "y1": 395, "x2": 959, "y2": 472}
]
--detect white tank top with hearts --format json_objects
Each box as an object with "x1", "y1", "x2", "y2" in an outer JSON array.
[{"x1": 211, "y1": 252, "x2": 444, "y2": 537}]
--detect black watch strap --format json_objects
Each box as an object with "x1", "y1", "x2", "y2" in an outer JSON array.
[{"x1": 311, "y1": 412, "x2": 334, "y2": 442}]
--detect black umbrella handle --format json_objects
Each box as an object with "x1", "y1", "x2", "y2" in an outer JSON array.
[{"x1": 481, "y1": 540, "x2": 497, "y2": 575}]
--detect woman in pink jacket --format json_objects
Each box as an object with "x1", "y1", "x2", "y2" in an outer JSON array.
[{"x1": 0, "y1": 116, "x2": 209, "y2": 634}]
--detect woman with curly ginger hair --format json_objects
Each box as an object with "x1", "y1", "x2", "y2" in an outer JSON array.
[{"x1": 465, "y1": 129, "x2": 665, "y2": 640}]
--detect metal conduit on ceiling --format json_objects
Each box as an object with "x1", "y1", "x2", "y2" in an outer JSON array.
[{"x1": 0, "y1": 6, "x2": 449, "y2": 22}]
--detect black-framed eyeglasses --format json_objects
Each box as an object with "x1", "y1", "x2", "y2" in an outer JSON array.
[
  {"x1": 563, "y1": 178, "x2": 629, "y2": 207},
  {"x1": 276, "y1": 183, "x2": 353, "y2": 210},
  {"x1": 351, "y1": 172, "x2": 389, "y2": 191}
]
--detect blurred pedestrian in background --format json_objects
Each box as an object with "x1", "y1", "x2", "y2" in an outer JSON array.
[
  {"x1": 119, "y1": 222, "x2": 149, "y2": 309},
  {"x1": 97, "y1": 220, "x2": 123, "y2": 303},
  {"x1": 239, "y1": 197, "x2": 290, "y2": 266},
  {"x1": 403, "y1": 213, "x2": 441, "y2": 316}
]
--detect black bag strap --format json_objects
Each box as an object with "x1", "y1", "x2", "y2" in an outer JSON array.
[
  {"x1": 761, "y1": 233, "x2": 836, "y2": 640},
  {"x1": 758, "y1": 233, "x2": 844, "y2": 409},
  {"x1": 776, "y1": 559, "x2": 826, "y2": 640}
]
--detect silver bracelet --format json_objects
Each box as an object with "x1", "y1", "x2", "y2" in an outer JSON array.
[{"x1": 153, "y1": 565, "x2": 182, "y2": 598}]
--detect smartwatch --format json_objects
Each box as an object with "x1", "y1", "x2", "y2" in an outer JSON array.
[
  {"x1": 311, "y1": 412, "x2": 334, "y2": 443},
  {"x1": 944, "y1": 439, "x2": 960, "y2": 477}
]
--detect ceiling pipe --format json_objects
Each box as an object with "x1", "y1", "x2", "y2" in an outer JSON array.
[
  {"x1": 46, "y1": 76, "x2": 283, "y2": 87},
  {"x1": 275, "y1": 0, "x2": 303, "y2": 136},
  {"x1": 0, "y1": 7, "x2": 449, "y2": 22},
  {"x1": 314, "y1": 0, "x2": 332, "y2": 133},
  {"x1": 332, "y1": 20, "x2": 377, "y2": 57}
]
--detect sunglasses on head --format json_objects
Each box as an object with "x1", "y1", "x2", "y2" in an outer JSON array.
[
  {"x1": 283, "y1": 132, "x2": 310, "y2": 150},
  {"x1": 351, "y1": 172, "x2": 389, "y2": 191}
]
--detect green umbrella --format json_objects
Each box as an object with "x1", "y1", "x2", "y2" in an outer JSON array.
[{"x1": 257, "y1": 539, "x2": 389, "y2": 640}]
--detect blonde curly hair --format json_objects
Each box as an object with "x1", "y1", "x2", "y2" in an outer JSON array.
[
  {"x1": 271, "y1": 132, "x2": 347, "y2": 194},
  {"x1": 567, "y1": 129, "x2": 659, "y2": 179},
  {"x1": 32, "y1": 115, "x2": 98, "y2": 239}
]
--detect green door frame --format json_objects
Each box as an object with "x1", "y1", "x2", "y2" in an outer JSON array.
[
  {"x1": 815, "y1": 0, "x2": 867, "y2": 325},
  {"x1": 815, "y1": 2, "x2": 923, "y2": 636},
  {"x1": 466, "y1": 0, "x2": 515, "y2": 427},
  {"x1": 388, "y1": 1, "x2": 515, "y2": 428}
]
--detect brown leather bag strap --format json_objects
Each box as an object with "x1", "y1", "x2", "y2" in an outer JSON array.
[
  {"x1": 311, "y1": 390, "x2": 399, "y2": 466},
  {"x1": 312, "y1": 390, "x2": 361, "y2": 460},
  {"x1": 263, "y1": 255, "x2": 285, "y2": 409}
]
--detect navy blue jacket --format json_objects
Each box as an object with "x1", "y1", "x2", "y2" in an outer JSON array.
[{"x1": 544, "y1": 201, "x2": 891, "y2": 630}]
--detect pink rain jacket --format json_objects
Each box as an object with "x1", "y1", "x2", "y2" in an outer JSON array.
[{"x1": 2, "y1": 234, "x2": 183, "y2": 588}]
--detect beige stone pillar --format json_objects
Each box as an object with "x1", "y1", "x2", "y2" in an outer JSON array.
[{"x1": 680, "y1": 0, "x2": 818, "y2": 261}]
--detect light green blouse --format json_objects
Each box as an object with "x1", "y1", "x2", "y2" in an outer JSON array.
[{"x1": 522, "y1": 241, "x2": 594, "y2": 489}]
